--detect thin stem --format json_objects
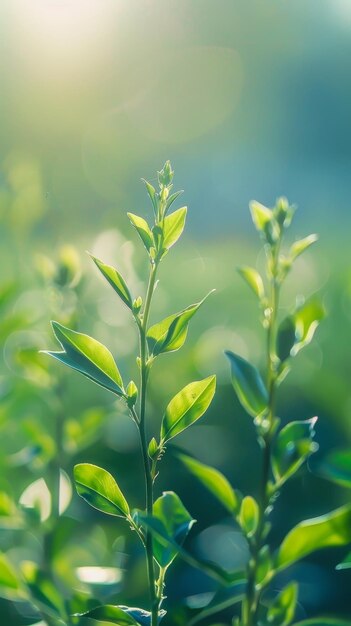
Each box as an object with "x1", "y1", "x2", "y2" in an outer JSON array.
[
  {"x1": 137, "y1": 261, "x2": 159, "y2": 626},
  {"x1": 242, "y1": 234, "x2": 283, "y2": 626}
]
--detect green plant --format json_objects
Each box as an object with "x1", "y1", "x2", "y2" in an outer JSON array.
[
  {"x1": 181, "y1": 198, "x2": 351, "y2": 626},
  {"x1": 43, "y1": 162, "x2": 216, "y2": 625}
]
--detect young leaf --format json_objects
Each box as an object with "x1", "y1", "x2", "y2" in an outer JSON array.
[
  {"x1": 249, "y1": 200, "x2": 273, "y2": 232},
  {"x1": 165, "y1": 189, "x2": 183, "y2": 215},
  {"x1": 160, "y1": 376, "x2": 216, "y2": 444},
  {"x1": 237, "y1": 266, "x2": 265, "y2": 300},
  {"x1": 272, "y1": 418, "x2": 318, "y2": 485},
  {"x1": 74, "y1": 604, "x2": 139, "y2": 625},
  {"x1": 239, "y1": 496, "x2": 259, "y2": 538},
  {"x1": 127, "y1": 213, "x2": 154, "y2": 253},
  {"x1": 225, "y1": 351, "x2": 268, "y2": 418},
  {"x1": 178, "y1": 453, "x2": 240, "y2": 515},
  {"x1": 162, "y1": 206, "x2": 187, "y2": 251},
  {"x1": 74, "y1": 463, "x2": 130, "y2": 518},
  {"x1": 290, "y1": 234, "x2": 318, "y2": 261},
  {"x1": 0, "y1": 553, "x2": 24, "y2": 600},
  {"x1": 147, "y1": 292, "x2": 213, "y2": 356},
  {"x1": 317, "y1": 449, "x2": 351, "y2": 488},
  {"x1": 89, "y1": 254, "x2": 133, "y2": 309},
  {"x1": 138, "y1": 491, "x2": 195, "y2": 567},
  {"x1": 142, "y1": 179, "x2": 158, "y2": 216},
  {"x1": 276, "y1": 504, "x2": 351, "y2": 571},
  {"x1": 276, "y1": 316, "x2": 296, "y2": 362},
  {"x1": 267, "y1": 582, "x2": 298, "y2": 626},
  {"x1": 293, "y1": 298, "x2": 325, "y2": 354},
  {"x1": 43, "y1": 322, "x2": 124, "y2": 396}
]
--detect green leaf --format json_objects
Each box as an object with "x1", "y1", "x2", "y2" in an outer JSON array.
[
  {"x1": 160, "y1": 376, "x2": 216, "y2": 444},
  {"x1": 336, "y1": 550, "x2": 351, "y2": 570},
  {"x1": 165, "y1": 189, "x2": 183, "y2": 215},
  {"x1": 127, "y1": 213, "x2": 154, "y2": 252},
  {"x1": 74, "y1": 604, "x2": 139, "y2": 624},
  {"x1": 272, "y1": 418, "x2": 318, "y2": 485},
  {"x1": 267, "y1": 582, "x2": 298, "y2": 626},
  {"x1": 276, "y1": 504, "x2": 351, "y2": 571},
  {"x1": 225, "y1": 351, "x2": 268, "y2": 418},
  {"x1": 89, "y1": 254, "x2": 133, "y2": 309},
  {"x1": 317, "y1": 449, "x2": 351, "y2": 488},
  {"x1": 142, "y1": 179, "x2": 158, "y2": 216},
  {"x1": 43, "y1": 322, "x2": 124, "y2": 396},
  {"x1": 147, "y1": 292, "x2": 213, "y2": 356},
  {"x1": 249, "y1": 200, "x2": 273, "y2": 231},
  {"x1": 139, "y1": 492, "x2": 195, "y2": 567},
  {"x1": 21, "y1": 561, "x2": 66, "y2": 619},
  {"x1": 178, "y1": 453, "x2": 240, "y2": 514},
  {"x1": 293, "y1": 298, "x2": 325, "y2": 354},
  {"x1": 187, "y1": 577, "x2": 247, "y2": 626},
  {"x1": 237, "y1": 266, "x2": 264, "y2": 300},
  {"x1": 277, "y1": 316, "x2": 296, "y2": 362},
  {"x1": 74, "y1": 463, "x2": 130, "y2": 518},
  {"x1": 239, "y1": 496, "x2": 259, "y2": 538},
  {"x1": 162, "y1": 206, "x2": 187, "y2": 250},
  {"x1": 290, "y1": 234, "x2": 318, "y2": 260},
  {"x1": 0, "y1": 553, "x2": 24, "y2": 600}
]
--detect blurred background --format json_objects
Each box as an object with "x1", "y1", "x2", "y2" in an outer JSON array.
[{"x1": 0, "y1": 1, "x2": 351, "y2": 624}]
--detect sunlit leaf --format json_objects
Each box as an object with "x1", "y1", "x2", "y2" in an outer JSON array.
[
  {"x1": 178, "y1": 453, "x2": 240, "y2": 514},
  {"x1": 90, "y1": 254, "x2": 133, "y2": 310},
  {"x1": 272, "y1": 418, "x2": 318, "y2": 485},
  {"x1": 276, "y1": 504, "x2": 351, "y2": 571},
  {"x1": 0, "y1": 553, "x2": 25, "y2": 600},
  {"x1": 162, "y1": 207, "x2": 187, "y2": 250},
  {"x1": 142, "y1": 179, "x2": 158, "y2": 216},
  {"x1": 225, "y1": 351, "x2": 268, "y2": 418},
  {"x1": 160, "y1": 376, "x2": 216, "y2": 444},
  {"x1": 267, "y1": 582, "x2": 298, "y2": 626},
  {"x1": 239, "y1": 496, "x2": 259, "y2": 538},
  {"x1": 127, "y1": 213, "x2": 154, "y2": 253},
  {"x1": 43, "y1": 322, "x2": 124, "y2": 396},
  {"x1": 74, "y1": 464, "x2": 130, "y2": 518},
  {"x1": 237, "y1": 266, "x2": 264, "y2": 300},
  {"x1": 249, "y1": 200, "x2": 273, "y2": 231},
  {"x1": 147, "y1": 292, "x2": 213, "y2": 356},
  {"x1": 290, "y1": 234, "x2": 318, "y2": 260}
]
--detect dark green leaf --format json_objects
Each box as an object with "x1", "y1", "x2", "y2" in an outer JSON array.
[
  {"x1": 317, "y1": 449, "x2": 351, "y2": 488},
  {"x1": 139, "y1": 492, "x2": 195, "y2": 567},
  {"x1": 43, "y1": 322, "x2": 124, "y2": 396},
  {"x1": 272, "y1": 418, "x2": 318, "y2": 485},
  {"x1": 178, "y1": 453, "x2": 240, "y2": 514},
  {"x1": 237, "y1": 266, "x2": 264, "y2": 300},
  {"x1": 89, "y1": 254, "x2": 133, "y2": 309},
  {"x1": 293, "y1": 621, "x2": 351, "y2": 626},
  {"x1": 336, "y1": 550, "x2": 351, "y2": 570},
  {"x1": 160, "y1": 376, "x2": 216, "y2": 444},
  {"x1": 277, "y1": 316, "x2": 296, "y2": 362},
  {"x1": 267, "y1": 582, "x2": 298, "y2": 626},
  {"x1": 225, "y1": 351, "x2": 268, "y2": 418},
  {"x1": 276, "y1": 504, "x2": 351, "y2": 571},
  {"x1": 187, "y1": 577, "x2": 246, "y2": 626},
  {"x1": 162, "y1": 207, "x2": 187, "y2": 250},
  {"x1": 74, "y1": 464, "x2": 130, "y2": 518},
  {"x1": 127, "y1": 213, "x2": 154, "y2": 252},
  {"x1": 147, "y1": 292, "x2": 213, "y2": 356}
]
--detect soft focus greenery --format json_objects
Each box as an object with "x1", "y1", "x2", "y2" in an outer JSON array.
[{"x1": 0, "y1": 1, "x2": 351, "y2": 624}]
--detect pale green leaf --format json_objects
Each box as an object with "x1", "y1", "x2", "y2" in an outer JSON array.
[
  {"x1": 162, "y1": 206, "x2": 187, "y2": 250},
  {"x1": 267, "y1": 582, "x2": 298, "y2": 626},
  {"x1": 290, "y1": 234, "x2": 318, "y2": 260},
  {"x1": 127, "y1": 212, "x2": 154, "y2": 252},
  {"x1": 90, "y1": 254, "x2": 133, "y2": 309},
  {"x1": 74, "y1": 463, "x2": 130, "y2": 518},
  {"x1": 160, "y1": 376, "x2": 216, "y2": 444},
  {"x1": 238, "y1": 266, "x2": 264, "y2": 300}
]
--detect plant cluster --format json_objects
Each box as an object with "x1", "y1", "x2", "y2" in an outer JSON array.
[{"x1": 0, "y1": 163, "x2": 350, "y2": 626}]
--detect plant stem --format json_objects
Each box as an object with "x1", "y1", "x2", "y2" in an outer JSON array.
[
  {"x1": 242, "y1": 237, "x2": 282, "y2": 626},
  {"x1": 137, "y1": 261, "x2": 159, "y2": 626}
]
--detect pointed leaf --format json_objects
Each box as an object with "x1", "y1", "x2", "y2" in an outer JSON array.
[
  {"x1": 142, "y1": 179, "x2": 158, "y2": 216},
  {"x1": 293, "y1": 298, "x2": 325, "y2": 354},
  {"x1": 43, "y1": 322, "x2": 124, "y2": 396},
  {"x1": 75, "y1": 605, "x2": 138, "y2": 624},
  {"x1": 239, "y1": 496, "x2": 259, "y2": 538},
  {"x1": 249, "y1": 200, "x2": 273, "y2": 231},
  {"x1": 160, "y1": 376, "x2": 216, "y2": 444},
  {"x1": 147, "y1": 292, "x2": 213, "y2": 356},
  {"x1": 225, "y1": 351, "x2": 268, "y2": 417},
  {"x1": 277, "y1": 316, "x2": 296, "y2": 362},
  {"x1": 127, "y1": 213, "x2": 154, "y2": 253},
  {"x1": 162, "y1": 206, "x2": 187, "y2": 250},
  {"x1": 290, "y1": 234, "x2": 318, "y2": 260},
  {"x1": 90, "y1": 254, "x2": 133, "y2": 309},
  {"x1": 276, "y1": 504, "x2": 351, "y2": 571},
  {"x1": 0, "y1": 553, "x2": 24, "y2": 600},
  {"x1": 165, "y1": 189, "x2": 183, "y2": 215},
  {"x1": 74, "y1": 463, "x2": 129, "y2": 518},
  {"x1": 238, "y1": 266, "x2": 264, "y2": 300},
  {"x1": 178, "y1": 453, "x2": 240, "y2": 514},
  {"x1": 272, "y1": 418, "x2": 318, "y2": 485},
  {"x1": 267, "y1": 582, "x2": 298, "y2": 626},
  {"x1": 139, "y1": 492, "x2": 195, "y2": 567}
]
